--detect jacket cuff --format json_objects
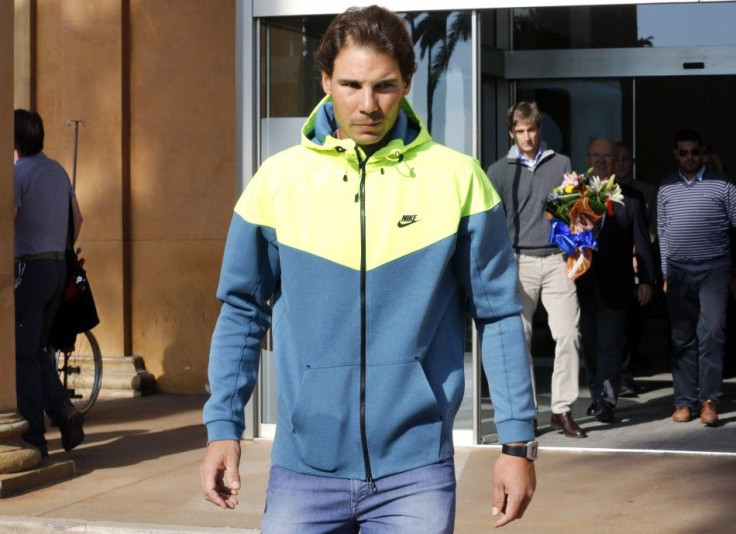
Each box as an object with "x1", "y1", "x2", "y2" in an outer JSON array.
[
  {"x1": 206, "y1": 421, "x2": 244, "y2": 444},
  {"x1": 496, "y1": 419, "x2": 535, "y2": 445}
]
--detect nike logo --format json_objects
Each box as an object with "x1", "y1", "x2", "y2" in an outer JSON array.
[{"x1": 397, "y1": 214, "x2": 420, "y2": 228}]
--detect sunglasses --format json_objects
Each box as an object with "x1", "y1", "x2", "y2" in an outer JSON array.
[{"x1": 677, "y1": 148, "x2": 701, "y2": 157}]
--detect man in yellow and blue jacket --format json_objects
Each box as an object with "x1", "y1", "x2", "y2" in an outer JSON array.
[{"x1": 200, "y1": 6, "x2": 536, "y2": 532}]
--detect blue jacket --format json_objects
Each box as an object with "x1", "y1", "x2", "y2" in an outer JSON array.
[{"x1": 204, "y1": 96, "x2": 535, "y2": 481}]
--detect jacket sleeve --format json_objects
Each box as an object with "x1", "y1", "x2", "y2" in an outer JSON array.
[
  {"x1": 203, "y1": 174, "x2": 280, "y2": 443},
  {"x1": 455, "y1": 165, "x2": 536, "y2": 444},
  {"x1": 631, "y1": 194, "x2": 655, "y2": 285}
]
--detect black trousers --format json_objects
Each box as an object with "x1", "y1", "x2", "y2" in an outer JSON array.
[
  {"x1": 577, "y1": 277, "x2": 630, "y2": 406},
  {"x1": 15, "y1": 258, "x2": 72, "y2": 451}
]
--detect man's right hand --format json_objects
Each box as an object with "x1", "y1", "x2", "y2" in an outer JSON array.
[{"x1": 200, "y1": 439, "x2": 242, "y2": 509}]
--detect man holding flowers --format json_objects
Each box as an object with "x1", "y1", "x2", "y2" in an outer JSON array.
[{"x1": 575, "y1": 138, "x2": 655, "y2": 423}]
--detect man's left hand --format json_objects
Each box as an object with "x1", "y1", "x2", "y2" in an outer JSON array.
[
  {"x1": 491, "y1": 453, "x2": 536, "y2": 528},
  {"x1": 637, "y1": 283, "x2": 653, "y2": 306}
]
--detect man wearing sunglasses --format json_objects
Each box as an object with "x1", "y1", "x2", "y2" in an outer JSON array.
[{"x1": 658, "y1": 128, "x2": 736, "y2": 426}]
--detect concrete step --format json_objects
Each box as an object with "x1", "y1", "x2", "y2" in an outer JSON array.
[{"x1": 99, "y1": 355, "x2": 156, "y2": 398}]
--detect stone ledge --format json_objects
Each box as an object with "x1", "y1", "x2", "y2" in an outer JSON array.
[
  {"x1": 99, "y1": 356, "x2": 156, "y2": 397},
  {"x1": 0, "y1": 459, "x2": 75, "y2": 498}
]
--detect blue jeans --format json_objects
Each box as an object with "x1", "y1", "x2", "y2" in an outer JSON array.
[
  {"x1": 666, "y1": 264, "x2": 730, "y2": 407},
  {"x1": 261, "y1": 458, "x2": 456, "y2": 534}
]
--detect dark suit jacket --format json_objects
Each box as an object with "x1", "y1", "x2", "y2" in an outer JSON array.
[{"x1": 576, "y1": 184, "x2": 655, "y2": 309}]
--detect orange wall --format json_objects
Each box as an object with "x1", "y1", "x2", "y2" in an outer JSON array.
[
  {"x1": 29, "y1": 0, "x2": 236, "y2": 393},
  {"x1": 128, "y1": 0, "x2": 236, "y2": 392},
  {"x1": 35, "y1": 0, "x2": 127, "y2": 366}
]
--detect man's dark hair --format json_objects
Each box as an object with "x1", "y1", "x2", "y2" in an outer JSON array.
[
  {"x1": 14, "y1": 109, "x2": 45, "y2": 157},
  {"x1": 673, "y1": 128, "x2": 702, "y2": 148},
  {"x1": 505, "y1": 101, "x2": 542, "y2": 132},
  {"x1": 315, "y1": 5, "x2": 416, "y2": 81}
]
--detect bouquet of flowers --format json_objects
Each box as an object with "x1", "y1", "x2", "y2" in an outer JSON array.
[{"x1": 544, "y1": 168, "x2": 623, "y2": 280}]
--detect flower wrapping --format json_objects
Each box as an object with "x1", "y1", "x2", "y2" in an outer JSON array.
[{"x1": 544, "y1": 168, "x2": 623, "y2": 280}]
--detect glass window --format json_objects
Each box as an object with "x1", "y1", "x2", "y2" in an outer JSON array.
[
  {"x1": 637, "y1": 2, "x2": 736, "y2": 48},
  {"x1": 403, "y1": 11, "x2": 473, "y2": 154},
  {"x1": 515, "y1": 79, "x2": 632, "y2": 174},
  {"x1": 512, "y1": 5, "x2": 641, "y2": 50},
  {"x1": 260, "y1": 17, "x2": 332, "y2": 119},
  {"x1": 513, "y1": 3, "x2": 736, "y2": 50}
]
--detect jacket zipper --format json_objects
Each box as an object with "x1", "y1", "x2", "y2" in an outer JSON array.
[{"x1": 355, "y1": 148, "x2": 376, "y2": 490}]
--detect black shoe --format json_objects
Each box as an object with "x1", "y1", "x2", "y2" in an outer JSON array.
[
  {"x1": 59, "y1": 407, "x2": 85, "y2": 452},
  {"x1": 594, "y1": 401, "x2": 615, "y2": 424},
  {"x1": 22, "y1": 437, "x2": 48, "y2": 458},
  {"x1": 586, "y1": 402, "x2": 596, "y2": 416},
  {"x1": 618, "y1": 385, "x2": 638, "y2": 398}
]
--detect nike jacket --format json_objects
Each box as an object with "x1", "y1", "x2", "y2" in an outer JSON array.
[{"x1": 204, "y1": 95, "x2": 536, "y2": 482}]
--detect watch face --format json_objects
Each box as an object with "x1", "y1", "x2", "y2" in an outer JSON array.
[{"x1": 526, "y1": 440, "x2": 539, "y2": 461}]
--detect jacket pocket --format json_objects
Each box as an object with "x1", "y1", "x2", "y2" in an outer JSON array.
[
  {"x1": 288, "y1": 364, "x2": 362, "y2": 473},
  {"x1": 365, "y1": 359, "x2": 444, "y2": 469}
]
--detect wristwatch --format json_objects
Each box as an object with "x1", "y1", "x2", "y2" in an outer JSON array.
[{"x1": 501, "y1": 440, "x2": 538, "y2": 462}]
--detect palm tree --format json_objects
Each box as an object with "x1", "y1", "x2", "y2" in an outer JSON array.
[{"x1": 408, "y1": 12, "x2": 470, "y2": 134}]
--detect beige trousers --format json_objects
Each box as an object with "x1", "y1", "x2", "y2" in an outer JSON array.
[{"x1": 516, "y1": 253, "x2": 581, "y2": 414}]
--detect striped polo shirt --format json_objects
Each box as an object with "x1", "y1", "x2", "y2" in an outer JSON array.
[{"x1": 657, "y1": 167, "x2": 736, "y2": 279}]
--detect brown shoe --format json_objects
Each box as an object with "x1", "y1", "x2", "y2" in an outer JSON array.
[
  {"x1": 550, "y1": 411, "x2": 587, "y2": 438},
  {"x1": 700, "y1": 400, "x2": 718, "y2": 426},
  {"x1": 672, "y1": 406, "x2": 692, "y2": 423}
]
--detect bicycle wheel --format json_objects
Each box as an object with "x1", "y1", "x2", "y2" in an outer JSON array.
[{"x1": 52, "y1": 331, "x2": 103, "y2": 415}]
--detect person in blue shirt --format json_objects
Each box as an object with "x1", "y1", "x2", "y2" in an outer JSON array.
[{"x1": 14, "y1": 109, "x2": 85, "y2": 456}]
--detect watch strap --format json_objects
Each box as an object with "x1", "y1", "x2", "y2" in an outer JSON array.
[{"x1": 501, "y1": 441, "x2": 538, "y2": 461}]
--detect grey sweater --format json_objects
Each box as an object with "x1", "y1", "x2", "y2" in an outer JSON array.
[{"x1": 487, "y1": 147, "x2": 572, "y2": 256}]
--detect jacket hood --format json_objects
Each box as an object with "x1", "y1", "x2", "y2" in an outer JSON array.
[{"x1": 301, "y1": 95, "x2": 431, "y2": 164}]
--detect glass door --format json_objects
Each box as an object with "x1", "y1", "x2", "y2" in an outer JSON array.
[{"x1": 477, "y1": 2, "x2": 736, "y2": 444}]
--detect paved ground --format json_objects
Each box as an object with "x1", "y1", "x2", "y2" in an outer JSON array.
[{"x1": 0, "y1": 375, "x2": 735, "y2": 533}]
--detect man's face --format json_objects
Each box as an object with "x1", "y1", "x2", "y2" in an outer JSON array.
[
  {"x1": 586, "y1": 139, "x2": 615, "y2": 179},
  {"x1": 321, "y1": 43, "x2": 411, "y2": 155},
  {"x1": 509, "y1": 120, "x2": 540, "y2": 160},
  {"x1": 674, "y1": 140, "x2": 703, "y2": 177},
  {"x1": 614, "y1": 145, "x2": 634, "y2": 182}
]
